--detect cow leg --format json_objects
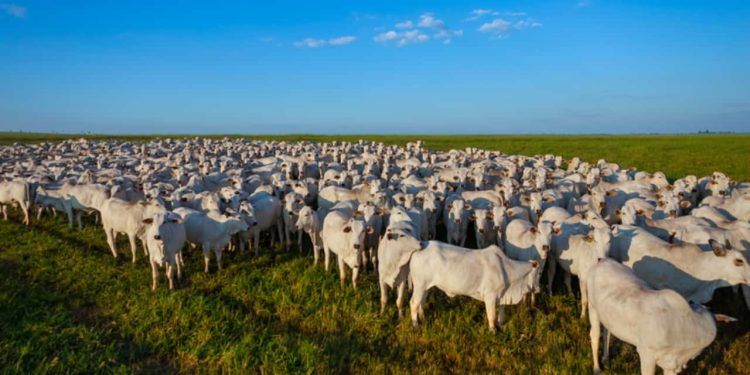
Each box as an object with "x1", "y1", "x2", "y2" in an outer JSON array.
[
  {"x1": 104, "y1": 227, "x2": 118, "y2": 258},
  {"x1": 580, "y1": 279, "x2": 589, "y2": 320},
  {"x1": 36, "y1": 206, "x2": 44, "y2": 221},
  {"x1": 128, "y1": 234, "x2": 138, "y2": 263},
  {"x1": 298, "y1": 231, "x2": 303, "y2": 253},
  {"x1": 497, "y1": 305, "x2": 505, "y2": 327},
  {"x1": 1, "y1": 205, "x2": 7, "y2": 220},
  {"x1": 277, "y1": 221, "x2": 284, "y2": 249},
  {"x1": 409, "y1": 285, "x2": 425, "y2": 328},
  {"x1": 253, "y1": 230, "x2": 260, "y2": 256},
  {"x1": 602, "y1": 327, "x2": 610, "y2": 366},
  {"x1": 324, "y1": 245, "x2": 331, "y2": 271},
  {"x1": 76, "y1": 211, "x2": 83, "y2": 229},
  {"x1": 22, "y1": 205, "x2": 29, "y2": 225},
  {"x1": 636, "y1": 348, "x2": 656, "y2": 375},
  {"x1": 202, "y1": 243, "x2": 211, "y2": 273},
  {"x1": 150, "y1": 260, "x2": 158, "y2": 291},
  {"x1": 166, "y1": 261, "x2": 175, "y2": 290},
  {"x1": 215, "y1": 246, "x2": 223, "y2": 271},
  {"x1": 396, "y1": 281, "x2": 407, "y2": 319},
  {"x1": 338, "y1": 256, "x2": 346, "y2": 288},
  {"x1": 379, "y1": 281, "x2": 389, "y2": 315},
  {"x1": 176, "y1": 250, "x2": 183, "y2": 279},
  {"x1": 484, "y1": 297, "x2": 497, "y2": 332},
  {"x1": 351, "y1": 263, "x2": 359, "y2": 289},
  {"x1": 546, "y1": 256, "x2": 556, "y2": 293},
  {"x1": 64, "y1": 205, "x2": 74, "y2": 228},
  {"x1": 564, "y1": 271, "x2": 573, "y2": 295},
  {"x1": 589, "y1": 303, "x2": 601, "y2": 373}
]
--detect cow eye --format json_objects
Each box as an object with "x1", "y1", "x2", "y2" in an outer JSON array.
[{"x1": 735, "y1": 258, "x2": 745, "y2": 267}]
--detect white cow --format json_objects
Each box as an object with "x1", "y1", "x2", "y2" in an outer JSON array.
[
  {"x1": 378, "y1": 223, "x2": 424, "y2": 317},
  {"x1": 320, "y1": 201, "x2": 372, "y2": 288},
  {"x1": 295, "y1": 205, "x2": 323, "y2": 262},
  {"x1": 100, "y1": 198, "x2": 166, "y2": 261},
  {"x1": 174, "y1": 207, "x2": 249, "y2": 273},
  {"x1": 587, "y1": 259, "x2": 736, "y2": 375},
  {"x1": 409, "y1": 242, "x2": 540, "y2": 332},
  {"x1": 610, "y1": 225, "x2": 750, "y2": 303},
  {"x1": 0, "y1": 179, "x2": 31, "y2": 225},
  {"x1": 143, "y1": 212, "x2": 186, "y2": 290},
  {"x1": 552, "y1": 227, "x2": 612, "y2": 318},
  {"x1": 503, "y1": 219, "x2": 554, "y2": 303}
]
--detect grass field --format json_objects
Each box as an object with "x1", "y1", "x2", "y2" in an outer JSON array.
[{"x1": 1, "y1": 133, "x2": 749, "y2": 373}]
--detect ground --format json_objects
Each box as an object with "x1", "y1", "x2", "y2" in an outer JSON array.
[{"x1": 0, "y1": 133, "x2": 749, "y2": 373}]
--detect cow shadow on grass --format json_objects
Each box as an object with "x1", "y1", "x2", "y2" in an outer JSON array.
[{"x1": 0, "y1": 257, "x2": 178, "y2": 373}]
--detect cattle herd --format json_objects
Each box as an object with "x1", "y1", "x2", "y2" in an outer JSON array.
[{"x1": 1, "y1": 137, "x2": 749, "y2": 374}]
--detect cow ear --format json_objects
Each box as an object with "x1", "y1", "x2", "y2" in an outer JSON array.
[
  {"x1": 725, "y1": 239, "x2": 733, "y2": 250},
  {"x1": 530, "y1": 227, "x2": 538, "y2": 234},
  {"x1": 367, "y1": 226, "x2": 374, "y2": 234},
  {"x1": 636, "y1": 209, "x2": 644, "y2": 215},
  {"x1": 679, "y1": 200, "x2": 691, "y2": 208},
  {"x1": 530, "y1": 260, "x2": 539, "y2": 269},
  {"x1": 142, "y1": 218, "x2": 154, "y2": 224},
  {"x1": 710, "y1": 239, "x2": 726, "y2": 257},
  {"x1": 714, "y1": 314, "x2": 738, "y2": 323},
  {"x1": 343, "y1": 226, "x2": 352, "y2": 233},
  {"x1": 606, "y1": 190, "x2": 617, "y2": 196},
  {"x1": 464, "y1": 204, "x2": 471, "y2": 210}
]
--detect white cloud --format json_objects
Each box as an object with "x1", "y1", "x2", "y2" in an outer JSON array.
[
  {"x1": 294, "y1": 35, "x2": 357, "y2": 48},
  {"x1": 374, "y1": 30, "x2": 399, "y2": 43},
  {"x1": 328, "y1": 36, "x2": 357, "y2": 46},
  {"x1": 478, "y1": 19, "x2": 511, "y2": 33},
  {"x1": 374, "y1": 29, "x2": 429, "y2": 47},
  {"x1": 0, "y1": 3, "x2": 26, "y2": 18},
  {"x1": 376, "y1": 12, "x2": 462, "y2": 46},
  {"x1": 478, "y1": 17, "x2": 541, "y2": 38},
  {"x1": 466, "y1": 8, "x2": 499, "y2": 21},
  {"x1": 418, "y1": 13, "x2": 445, "y2": 29},
  {"x1": 395, "y1": 20, "x2": 413, "y2": 29}
]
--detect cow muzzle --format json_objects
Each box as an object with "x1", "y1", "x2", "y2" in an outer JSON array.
[{"x1": 154, "y1": 235, "x2": 161, "y2": 240}]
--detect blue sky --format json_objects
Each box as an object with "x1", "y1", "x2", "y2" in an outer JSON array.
[{"x1": 1, "y1": 1, "x2": 749, "y2": 134}]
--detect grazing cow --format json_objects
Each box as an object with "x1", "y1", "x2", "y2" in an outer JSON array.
[
  {"x1": 174, "y1": 207, "x2": 249, "y2": 273},
  {"x1": 0, "y1": 179, "x2": 31, "y2": 225},
  {"x1": 587, "y1": 259, "x2": 736, "y2": 375},
  {"x1": 60, "y1": 182, "x2": 110, "y2": 228},
  {"x1": 320, "y1": 201, "x2": 372, "y2": 288},
  {"x1": 409, "y1": 242, "x2": 540, "y2": 332},
  {"x1": 143, "y1": 212, "x2": 186, "y2": 290},
  {"x1": 610, "y1": 225, "x2": 750, "y2": 303}
]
